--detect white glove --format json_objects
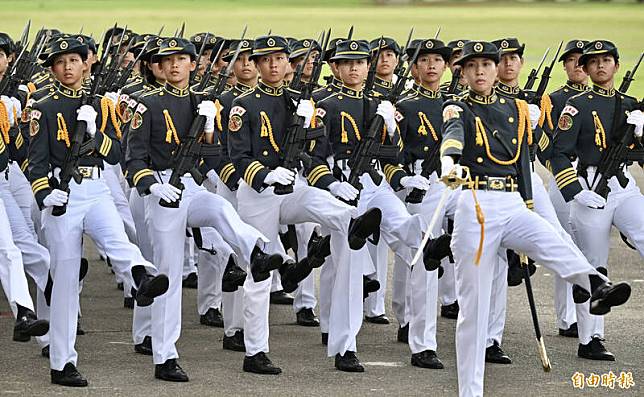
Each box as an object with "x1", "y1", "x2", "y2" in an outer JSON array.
[
  {"x1": 328, "y1": 181, "x2": 359, "y2": 201},
  {"x1": 528, "y1": 104, "x2": 541, "y2": 130},
  {"x1": 77, "y1": 105, "x2": 98, "y2": 137},
  {"x1": 296, "y1": 99, "x2": 314, "y2": 128},
  {"x1": 264, "y1": 167, "x2": 296, "y2": 186},
  {"x1": 400, "y1": 175, "x2": 430, "y2": 191},
  {"x1": 10, "y1": 97, "x2": 21, "y2": 121},
  {"x1": 1, "y1": 95, "x2": 15, "y2": 126},
  {"x1": 574, "y1": 190, "x2": 606, "y2": 209},
  {"x1": 43, "y1": 189, "x2": 68, "y2": 208},
  {"x1": 206, "y1": 169, "x2": 219, "y2": 184},
  {"x1": 198, "y1": 100, "x2": 216, "y2": 133},
  {"x1": 149, "y1": 183, "x2": 181, "y2": 203},
  {"x1": 440, "y1": 155, "x2": 463, "y2": 179},
  {"x1": 377, "y1": 100, "x2": 397, "y2": 137},
  {"x1": 627, "y1": 109, "x2": 644, "y2": 138},
  {"x1": 18, "y1": 84, "x2": 29, "y2": 93},
  {"x1": 104, "y1": 91, "x2": 119, "y2": 104}
]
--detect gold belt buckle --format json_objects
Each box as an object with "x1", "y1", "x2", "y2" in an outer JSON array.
[
  {"x1": 488, "y1": 178, "x2": 505, "y2": 191},
  {"x1": 78, "y1": 167, "x2": 93, "y2": 178}
]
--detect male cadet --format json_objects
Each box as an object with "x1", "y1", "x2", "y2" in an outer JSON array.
[
  {"x1": 544, "y1": 39, "x2": 590, "y2": 339},
  {"x1": 208, "y1": 37, "x2": 256, "y2": 352},
  {"x1": 126, "y1": 37, "x2": 288, "y2": 382},
  {"x1": 394, "y1": 38, "x2": 455, "y2": 369},
  {"x1": 550, "y1": 40, "x2": 644, "y2": 361},
  {"x1": 315, "y1": 39, "x2": 445, "y2": 369},
  {"x1": 440, "y1": 39, "x2": 469, "y2": 97},
  {"x1": 311, "y1": 37, "x2": 344, "y2": 103},
  {"x1": 28, "y1": 36, "x2": 169, "y2": 387},
  {"x1": 369, "y1": 37, "x2": 401, "y2": 97},
  {"x1": 227, "y1": 35, "x2": 381, "y2": 374},
  {"x1": 440, "y1": 40, "x2": 631, "y2": 397}
]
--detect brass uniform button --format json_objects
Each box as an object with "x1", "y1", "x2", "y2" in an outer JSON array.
[
  {"x1": 499, "y1": 98, "x2": 506, "y2": 104},
  {"x1": 511, "y1": 138, "x2": 517, "y2": 144},
  {"x1": 476, "y1": 157, "x2": 483, "y2": 163},
  {"x1": 262, "y1": 150, "x2": 268, "y2": 156},
  {"x1": 508, "y1": 117, "x2": 514, "y2": 123},
  {"x1": 423, "y1": 146, "x2": 429, "y2": 152}
]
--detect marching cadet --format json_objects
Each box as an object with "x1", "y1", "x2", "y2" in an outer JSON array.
[
  {"x1": 440, "y1": 39, "x2": 469, "y2": 97},
  {"x1": 189, "y1": 32, "x2": 218, "y2": 85},
  {"x1": 28, "y1": 36, "x2": 170, "y2": 387},
  {"x1": 311, "y1": 37, "x2": 344, "y2": 103},
  {"x1": 394, "y1": 38, "x2": 455, "y2": 369},
  {"x1": 125, "y1": 37, "x2": 290, "y2": 381},
  {"x1": 544, "y1": 39, "x2": 590, "y2": 338},
  {"x1": 369, "y1": 37, "x2": 400, "y2": 97},
  {"x1": 440, "y1": 40, "x2": 632, "y2": 397},
  {"x1": 550, "y1": 40, "x2": 644, "y2": 361},
  {"x1": 315, "y1": 38, "x2": 445, "y2": 369},
  {"x1": 227, "y1": 35, "x2": 381, "y2": 374}
]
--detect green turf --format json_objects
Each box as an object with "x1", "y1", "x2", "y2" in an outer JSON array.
[{"x1": 3, "y1": 1, "x2": 643, "y2": 95}]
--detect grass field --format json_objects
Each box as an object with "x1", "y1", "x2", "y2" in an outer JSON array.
[{"x1": 1, "y1": 0, "x2": 643, "y2": 95}]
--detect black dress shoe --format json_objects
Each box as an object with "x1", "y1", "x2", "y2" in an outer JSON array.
[
  {"x1": 363, "y1": 276, "x2": 380, "y2": 299},
  {"x1": 79, "y1": 258, "x2": 89, "y2": 281},
  {"x1": 76, "y1": 319, "x2": 85, "y2": 336},
  {"x1": 41, "y1": 345, "x2": 50, "y2": 358},
  {"x1": 280, "y1": 260, "x2": 313, "y2": 294},
  {"x1": 348, "y1": 208, "x2": 382, "y2": 250},
  {"x1": 155, "y1": 358, "x2": 189, "y2": 382},
  {"x1": 572, "y1": 284, "x2": 591, "y2": 303},
  {"x1": 397, "y1": 324, "x2": 409, "y2": 343},
  {"x1": 117, "y1": 282, "x2": 124, "y2": 291},
  {"x1": 243, "y1": 352, "x2": 282, "y2": 374},
  {"x1": 423, "y1": 234, "x2": 451, "y2": 271},
  {"x1": 200, "y1": 308, "x2": 224, "y2": 328},
  {"x1": 411, "y1": 350, "x2": 444, "y2": 369},
  {"x1": 136, "y1": 274, "x2": 170, "y2": 307},
  {"x1": 270, "y1": 290, "x2": 294, "y2": 305},
  {"x1": 485, "y1": 341, "x2": 512, "y2": 364},
  {"x1": 124, "y1": 297, "x2": 134, "y2": 309},
  {"x1": 558, "y1": 322, "x2": 578, "y2": 338},
  {"x1": 296, "y1": 308, "x2": 319, "y2": 327},
  {"x1": 307, "y1": 232, "x2": 331, "y2": 268},
  {"x1": 222, "y1": 256, "x2": 247, "y2": 293},
  {"x1": 506, "y1": 250, "x2": 536, "y2": 287},
  {"x1": 440, "y1": 301, "x2": 459, "y2": 319},
  {"x1": 134, "y1": 336, "x2": 153, "y2": 355},
  {"x1": 51, "y1": 362, "x2": 88, "y2": 387},
  {"x1": 44, "y1": 258, "x2": 90, "y2": 306},
  {"x1": 335, "y1": 351, "x2": 364, "y2": 372},
  {"x1": 13, "y1": 311, "x2": 49, "y2": 342},
  {"x1": 251, "y1": 247, "x2": 283, "y2": 283},
  {"x1": 365, "y1": 314, "x2": 390, "y2": 324},
  {"x1": 321, "y1": 332, "x2": 328, "y2": 346},
  {"x1": 590, "y1": 281, "x2": 631, "y2": 315},
  {"x1": 223, "y1": 330, "x2": 246, "y2": 352},
  {"x1": 578, "y1": 337, "x2": 615, "y2": 361},
  {"x1": 182, "y1": 272, "x2": 198, "y2": 289}
]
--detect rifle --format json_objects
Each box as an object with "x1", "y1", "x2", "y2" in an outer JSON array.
[
  {"x1": 15, "y1": 20, "x2": 30, "y2": 54},
  {"x1": 51, "y1": 27, "x2": 116, "y2": 216},
  {"x1": 159, "y1": 27, "x2": 247, "y2": 208},
  {"x1": 591, "y1": 100, "x2": 644, "y2": 200},
  {"x1": 619, "y1": 52, "x2": 643, "y2": 93},
  {"x1": 524, "y1": 41, "x2": 563, "y2": 106},
  {"x1": 446, "y1": 67, "x2": 461, "y2": 96},
  {"x1": 347, "y1": 25, "x2": 354, "y2": 40},
  {"x1": 523, "y1": 47, "x2": 549, "y2": 91},
  {"x1": 0, "y1": 30, "x2": 48, "y2": 97},
  {"x1": 346, "y1": 43, "x2": 422, "y2": 201},
  {"x1": 101, "y1": 25, "x2": 130, "y2": 92},
  {"x1": 273, "y1": 30, "x2": 328, "y2": 195},
  {"x1": 396, "y1": 27, "x2": 414, "y2": 69},
  {"x1": 364, "y1": 36, "x2": 383, "y2": 95}
]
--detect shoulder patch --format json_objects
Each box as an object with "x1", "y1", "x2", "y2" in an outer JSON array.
[
  {"x1": 229, "y1": 114, "x2": 242, "y2": 132},
  {"x1": 30, "y1": 109, "x2": 42, "y2": 121},
  {"x1": 443, "y1": 104, "x2": 462, "y2": 122},
  {"x1": 29, "y1": 119, "x2": 40, "y2": 136},
  {"x1": 230, "y1": 106, "x2": 246, "y2": 117},
  {"x1": 135, "y1": 103, "x2": 148, "y2": 114},
  {"x1": 558, "y1": 114, "x2": 573, "y2": 131},
  {"x1": 131, "y1": 112, "x2": 143, "y2": 130},
  {"x1": 561, "y1": 105, "x2": 578, "y2": 117},
  {"x1": 394, "y1": 110, "x2": 404, "y2": 122}
]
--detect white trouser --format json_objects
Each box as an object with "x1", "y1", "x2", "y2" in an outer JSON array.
[
  {"x1": 364, "y1": 238, "x2": 388, "y2": 317},
  {"x1": 183, "y1": 235, "x2": 197, "y2": 278},
  {"x1": 214, "y1": 180, "x2": 245, "y2": 338},
  {"x1": 571, "y1": 168, "x2": 644, "y2": 345},
  {"x1": 129, "y1": 186, "x2": 153, "y2": 345},
  {"x1": 452, "y1": 189, "x2": 602, "y2": 397},
  {"x1": 146, "y1": 172, "x2": 265, "y2": 364},
  {"x1": 44, "y1": 175, "x2": 155, "y2": 371},
  {"x1": 0, "y1": 194, "x2": 32, "y2": 312},
  {"x1": 237, "y1": 175, "x2": 361, "y2": 357},
  {"x1": 292, "y1": 222, "x2": 319, "y2": 313},
  {"x1": 486, "y1": 252, "x2": 508, "y2": 348},
  {"x1": 196, "y1": 227, "x2": 230, "y2": 315},
  {"x1": 547, "y1": 176, "x2": 577, "y2": 330}
]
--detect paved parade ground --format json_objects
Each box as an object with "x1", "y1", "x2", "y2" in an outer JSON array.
[{"x1": 1, "y1": 169, "x2": 642, "y2": 396}]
